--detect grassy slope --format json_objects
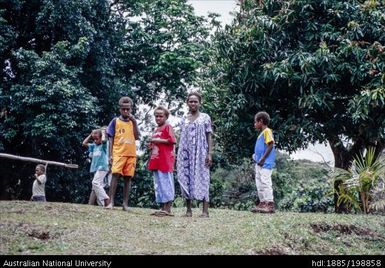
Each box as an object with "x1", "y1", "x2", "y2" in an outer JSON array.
[{"x1": 0, "y1": 201, "x2": 384, "y2": 255}]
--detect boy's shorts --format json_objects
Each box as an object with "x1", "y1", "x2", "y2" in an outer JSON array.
[{"x1": 111, "y1": 156, "x2": 136, "y2": 177}]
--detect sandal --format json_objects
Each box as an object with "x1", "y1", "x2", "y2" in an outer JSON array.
[
  {"x1": 151, "y1": 210, "x2": 174, "y2": 216},
  {"x1": 150, "y1": 210, "x2": 163, "y2": 216}
]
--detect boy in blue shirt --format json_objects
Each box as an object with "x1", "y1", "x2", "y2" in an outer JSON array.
[
  {"x1": 251, "y1": 111, "x2": 276, "y2": 213},
  {"x1": 83, "y1": 129, "x2": 110, "y2": 207}
]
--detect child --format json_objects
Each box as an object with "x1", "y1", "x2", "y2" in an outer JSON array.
[
  {"x1": 106, "y1": 96, "x2": 140, "y2": 211},
  {"x1": 30, "y1": 164, "x2": 47, "y2": 202},
  {"x1": 82, "y1": 129, "x2": 110, "y2": 207},
  {"x1": 148, "y1": 106, "x2": 176, "y2": 216},
  {"x1": 251, "y1": 111, "x2": 276, "y2": 213},
  {"x1": 177, "y1": 92, "x2": 213, "y2": 218}
]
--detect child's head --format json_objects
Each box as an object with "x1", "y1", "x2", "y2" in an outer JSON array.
[
  {"x1": 187, "y1": 91, "x2": 202, "y2": 113},
  {"x1": 254, "y1": 111, "x2": 270, "y2": 130},
  {"x1": 35, "y1": 164, "x2": 45, "y2": 175},
  {"x1": 118, "y1": 96, "x2": 133, "y2": 119},
  {"x1": 91, "y1": 129, "x2": 103, "y2": 144},
  {"x1": 154, "y1": 106, "x2": 169, "y2": 126}
]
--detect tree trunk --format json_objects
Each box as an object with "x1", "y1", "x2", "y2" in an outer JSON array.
[
  {"x1": 328, "y1": 138, "x2": 353, "y2": 213},
  {"x1": 360, "y1": 191, "x2": 368, "y2": 214}
]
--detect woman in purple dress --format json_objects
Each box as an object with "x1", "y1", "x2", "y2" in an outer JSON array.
[{"x1": 177, "y1": 92, "x2": 213, "y2": 217}]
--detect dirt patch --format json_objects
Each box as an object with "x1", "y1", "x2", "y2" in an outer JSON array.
[
  {"x1": 27, "y1": 229, "x2": 50, "y2": 240},
  {"x1": 310, "y1": 223, "x2": 385, "y2": 240},
  {"x1": 256, "y1": 245, "x2": 287, "y2": 255},
  {"x1": 16, "y1": 223, "x2": 55, "y2": 240}
]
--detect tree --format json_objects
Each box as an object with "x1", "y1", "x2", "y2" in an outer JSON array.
[
  {"x1": 0, "y1": 0, "x2": 211, "y2": 202},
  {"x1": 116, "y1": 0, "x2": 210, "y2": 105},
  {"x1": 0, "y1": 0, "x2": 120, "y2": 201},
  {"x1": 203, "y1": 0, "x2": 385, "y2": 211}
]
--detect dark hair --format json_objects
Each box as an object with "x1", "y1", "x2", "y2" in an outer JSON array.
[
  {"x1": 36, "y1": 164, "x2": 45, "y2": 173},
  {"x1": 255, "y1": 111, "x2": 270, "y2": 125},
  {"x1": 187, "y1": 91, "x2": 202, "y2": 103},
  {"x1": 119, "y1": 96, "x2": 133, "y2": 107},
  {"x1": 154, "y1": 106, "x2": 170, "y2": 118},
  {"x1": 92, "y1": 129, "x2": 102, "y2": 137}
]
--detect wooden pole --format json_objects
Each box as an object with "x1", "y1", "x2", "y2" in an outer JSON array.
[{"x1": 0, "y1": 153, "x2": 78, "y2": 168}]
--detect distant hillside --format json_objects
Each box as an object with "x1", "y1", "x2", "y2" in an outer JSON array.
[{"x1": 0, "y1": 201, "x2": 384, "y2": 255}]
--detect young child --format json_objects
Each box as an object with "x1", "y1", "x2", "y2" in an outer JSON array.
[
  {"x1": 30, "y1": 164, "x2": 47, "y2": 202},
  {"x1": 82, "y1": 129, "x2": 110, "y2": 207},
  {"x1": 106, "y1": 96, "x2": 140, "y2": 211},
  {"x1": 148, "y1": 106, "x2": 176, "y2": 216},
  {"x1": 251, "y1": 111, "x2": 276, "y2": 213}
]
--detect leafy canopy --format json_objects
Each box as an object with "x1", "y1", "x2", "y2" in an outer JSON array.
[{"x1": 204, "y1": 0, "x2": 385, "y2": 167}]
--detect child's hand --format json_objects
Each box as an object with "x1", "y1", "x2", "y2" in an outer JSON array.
[
  {"x1": 127, "y1": 114, "x2": 136, "y2": 122},
  {"x1": 147, "y1": 142, "x2": 153, "y2": 149},
  {"x1": 205, "y1": 154, "x2": 212, "y2": 167},
  {"x1": 257, "y1": 157, "x2": 265, "y2": 167}
]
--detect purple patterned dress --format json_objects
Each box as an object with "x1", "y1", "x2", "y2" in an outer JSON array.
[{"x1": 177, "y1": 112, "x2": 212, "y2": 201}]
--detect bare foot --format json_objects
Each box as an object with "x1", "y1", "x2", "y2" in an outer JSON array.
[
  {"x1": 183, "y1": 211, "x2": 192, "y2": 217},
  {"x1": 104, "y1": 197, "x2": 111, "y2": 207},
  {"x1": 122, "y1": 206, "x2": 130, "y2": 212},
  {"x1": 105, "y1": 203, "x2": 113, "y2": 209},
  {"x1": 199, "y1": 213, "x2": 209, "y2": 218},
  {"x1": 151, "y1": 210, "x2": 164, "y2": 216},
  {"x1": 164, "y1": 210, "x2": 174, "y2": 217}
]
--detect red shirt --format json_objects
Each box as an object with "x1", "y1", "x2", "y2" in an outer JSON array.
[{"x1": 148, "y1": 124, "x2": 176, "y2": 172}]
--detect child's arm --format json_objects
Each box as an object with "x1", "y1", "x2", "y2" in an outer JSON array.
[
  {"x1": 257, "y1": 142, "x2": 274, "y2": 167},
  {"x1": 205, "y1": 132, "x2": 213, "y2": 167},
  {"x1": 82, "y1": 133, "x2": 92, "y2": 147},
  {"x1": 128, "y1": 114, "x2": 140, "y2": 140},
  {"x1": 36, "y1": 174, "x2": 46, "y2": 185},
  {"x1": 150, "y1": 138, "x2": 175, "y2": 144},
  {"x1": 102, "y1": 129, "x2": 107, "y2": 143},
  {"x1": 108, "y1": 136, "x2": 113, "y2": 165}
]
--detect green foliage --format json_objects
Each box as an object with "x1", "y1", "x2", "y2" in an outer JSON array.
[
  {"x1": 116, "y1": 0, "x2": 211, "y2": 106},
  {"x1": 333, "y1": 147, "x2": 385, "y2": 213},
  {"x1": 203, "y1": 0, "x2": 385, "y2": 169},
  {"x1": 210, "y1": 158, "x2": 256, "y2": 210},
  {"x1": 129, "y1": 155, "x2": 156, "y2": 208},
  {"x1": 0, "y1": 0, "x2": 211, "y2": 202},
  {"x1": 0, "y1": 0, "x2": 119, "y2": 201},
  {"x1": 210, "y1": 153, "x2": 333, "y2": 212}
]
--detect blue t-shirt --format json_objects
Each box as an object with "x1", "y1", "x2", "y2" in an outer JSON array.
[
  {"x1": 253, "y1": 128, "x2": 275, "y2": 169},
  {"x1": 88, "y1": 142, "x2": 109, "y2": 172}
]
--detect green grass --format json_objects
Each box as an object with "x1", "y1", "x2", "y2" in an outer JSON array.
[{"x1": 0, "y1": 201, "x2": 384, "y2": 255}]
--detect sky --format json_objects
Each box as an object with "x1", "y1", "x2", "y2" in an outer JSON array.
[
  {"x1": 187, "y1": 0, "x2": 336, "y2": 165},
  {"x1": 188, "y1": 0, "x2": 239, "y2": 26}
]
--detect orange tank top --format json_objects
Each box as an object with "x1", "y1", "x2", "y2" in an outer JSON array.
[{"x1": 112, "y1": 118, "x2": 136, "y2": 157}]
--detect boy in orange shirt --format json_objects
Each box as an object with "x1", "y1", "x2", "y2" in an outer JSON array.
[{"x1": 105, "y1": 97, "x2": 140, "y2": 211}]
